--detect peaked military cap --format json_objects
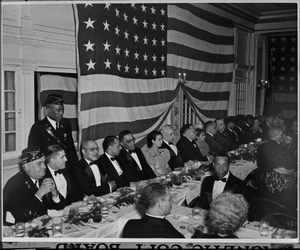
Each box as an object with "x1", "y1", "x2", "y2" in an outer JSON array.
[
  {"x1": 21, "y1": 146, "x2": 44, "y2": 165},
  {"x1": 44, "y1": 93, "x2": 64, "y2": 105}
]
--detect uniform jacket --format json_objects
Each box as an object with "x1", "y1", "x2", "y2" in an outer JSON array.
[
  {"x1": 122, "y1": 214, "x2": 185, "y2": 238},
  {"x1": 3, "y1": 168, "x2": 65, "y2": 223}
]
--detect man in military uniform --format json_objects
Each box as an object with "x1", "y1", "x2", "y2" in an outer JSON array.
[{"x1": 28, "y1": 93, "x2": 78, "y2": 175}]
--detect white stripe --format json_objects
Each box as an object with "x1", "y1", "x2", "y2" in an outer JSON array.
[
  {"x1": 78, "y1": 75, "x2": 177, "y2": 94},
  {"x1": 81, "y1": 101, "x2": 174, "y2": 129},
  {"x1": 167, "y1": 54, "x2": 234, "y2": 73},
  {"x1": 169, "y1": 5, "x2": 234, "y2": 37},
  {"x1": 40, "y1": 75, "x2": 77, "y2": 92},
  {"x1": 168, "y1": 30, "x2": 234, "y2": 55}
]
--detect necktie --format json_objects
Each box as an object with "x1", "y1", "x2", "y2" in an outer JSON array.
[
  {"x1": 129, "y1": 150, "x2": 136, "y2": 154},
  {"x1": 54, "y1": 169, "x2": 63, "y2": 176},
  {"x1": 89, "y1": 161, "x2": 97, "y2": 165},
  {"x1": 215, "y1": 176, "x2": 226, "y2": 182},
  {"x1": 169, "y1": 142, "x2": 173, "y2": 145},
  {"x1": 110, "y1": 157, "x2": 116, "y2": 161}
]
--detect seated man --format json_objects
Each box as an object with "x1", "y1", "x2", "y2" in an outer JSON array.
[
  {"x1": 122, "y1": 182, "x2": 184, "y2": 238},
  {"x1": 176, "y1": 123, "x2": 210, "y2": 163},
  {"x1": 160, "y1": 124, "x2": 193, "y2": 170},
  {"x1": 204, "y1": 121, "x2": 223, "y2": 156},
  {"x1": 73, "y1": 139, "x2": 117, "y2": 197},
  {"x1": 118, "y1": 130, "x2": 156, "y2": 181},
  {"x1": 196, "y1": 152, "x2": 243, "y2": 210},
  {"x1": 214, "y1": 118, "x2": 231, "y2": 152},
  {"x1": 44, "y1": 145, "x2": 83, "y2": 205},
  {"x1": 3, "y1": 147, "x2": 65, "y2": 223},
  {"x1": 224, "y1": 116, "x2": 239, "y2": 149}
]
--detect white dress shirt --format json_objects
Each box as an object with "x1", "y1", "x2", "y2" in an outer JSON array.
[
  {"x1": 163, "y1": 139, "x2": 178, "y2": 155},
  {"x1": 85, "y1": 158, "x2": 102, "y2": 187},
  {"x1": 48, "y1": 166, "x2": 67, "y2": 199},
  {"x1": 212, "y1": 172, "x2": 229, "y2": 200},
  {"x1": 47, "y1": 116, "x2": 58, "y2": 130},
  {"x1": 105, "y1": 153, "x2": 123, "y2": 175},
  {"x1": 128, "y1": 150, "x2": 143, "y2": 171}
]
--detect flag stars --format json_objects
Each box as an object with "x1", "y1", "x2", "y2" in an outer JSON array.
[
  {"x1": 161, "y1": 39, "x2": 166, "y2": 46},
  {"x1": 115, "y1": 26, "x2": 120, "y2": 35},
  {"x1": 161, "y1": 55, "x2": 165, "y2": 62},
  {"x1": 290, "y1": 57, "x2": 295, "y2": 62},
  {"x1": 104, "y1": 58, "x2": 111, "y2": 69},
  {"x1": 124, "y1": 64, "x2": 129, "y2": 73},
  {"x1": 85, "y1": 3, "x2": 93, "y2": 7},
  {"x1": 161, "y1": 23, "x2": 165, "y2": 31},
  {"x1": 280, "y1": 46, "x2": 286, "y2": 52},
  {"x1": 291, "y1": 47, "x2": 296, "y2": 52},
  {"x1": 291, "y1": 37, "x2": 296, "y2": 42},
  {"x1": 132, "y1": 16, "x2": 138, "y2": 25},
  {"x1": 104, "y1": 3, "x2": 111, "y2": 10},
  {"x1": 272, "y1": 66, "x2": 276, "y2": 71},
  {"x1": 278, "y1": 85, "x2": 284, "y2": 91},
  {"x1": 160, "y1": 8, "x2": 166, "y2": 15},
  {"x1": 84, "y1": 18, "x2": 95, "y2": 29},
  {"x1": 281, "y1": 37, "x2": 286, "y2": 42},
  {"x1": 152, "y1": 22, "x2": 157, "y2": 30},
  {"x1": 280, "y1": 56, "x2": 286, "y2": 62},
  {"x1": 143, "y1": 53, "x2": 148, "y2": 61},
  {"x1": 141, "y1": 5, "x2": 147, "y2": 12},
  {"x1": 115, "y1": 8, "x2": 120, "y2": 17},
  {"x1": 289, "y1": 86, "x2": 294, "y2": 91},
  {"x1": 123, "y1": 13, "x2": 128, "y2": 22},
  {"x1": 152, "y1": 54, "x2": 157, "y2": 62},
  {"x1": 103, "y1": 41, "x2": 111, "y2": 51},
  {"x1": 161, "y1": 69, "x2": 165, "y2": 76},
  {"x1": 115, "y1": 45, "x2": 121, "y2": 55},
  {"x1": 103, "y1": 20, "x2": 110, "y2": 31},
  {"x1": 280, "y1": 66, "x2": 285, "y2": 72},
  {"x1": 143, "y1": 36, "x2": 148, "y2": 45},
  {"x1": 124, "y1": 30, "x2": 129, "y2": 39},
  {"x1": 290, "y1": 66, "x2": 295, "y2": 72},
  {"x1": 143, "y1": 20, "x2": 148, "y2": 28},
  {"x1": 86, "y1": 59, "x2": 96, "y2": 70},
  {"x1": 134, "y1": 34, "x2": 139, "y2": 42},
  {"x1": 144, "y1": 68, "x2": 148, "y2": 76},
  {"x1": 279, "y1": 75, "x2": 285, "y2": 81},
  {"x1": 270, "y1": 47, "x2": 276, "y2": 52},
  {"x1": 272, "y1": 57, "x2": 276, "y2": 62},
  {"x1": 135, "y1": 66, "x2": 139, "y2": 74},
  {"x1": 124, "y1": 48, "x2": 130, "y2": 57},
  {"x1": 271, "y1": 37, "x2": 276, "y2": 43},
  {"x1": 150, "y1": 6, "x2": 156, "y2": 14},
  {"x1": 131, "y1": 4, "x2": 136, "y2": 8},
  {"x1": 152, "y1": 68, "x2": 157, "y2": 76},
  {"x1": 117, "y1": 62, "x2": 121, "y2": 71},
  {"x1": 134, "y1": 51, "x2": 139, "y2": 60},
  {"x1": 152, "y1": 38, "x2": 157, "y2": 46},
  {"x1": 290, "y1": 76, "x2": 295, "y2": 82},
  {"x1": 84, "y1": 40, "x2": 95, "y2": 51}
]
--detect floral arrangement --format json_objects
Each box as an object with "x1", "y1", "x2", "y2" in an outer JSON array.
[{"x1": 114, "y1": 187, "x2": 139, "y2": 208}]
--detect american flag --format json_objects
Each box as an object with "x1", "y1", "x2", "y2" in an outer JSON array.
[
  {"x1": 268, "y1": 34, "x2": 298, "y2": 119},
  {"x1": 74, "y1": 3, "x2": 234, "y2": 149}
]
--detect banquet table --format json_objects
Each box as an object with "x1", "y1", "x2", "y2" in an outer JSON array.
[{"x1": 229, "y1": 160, "x2": 258, "y2": 180}]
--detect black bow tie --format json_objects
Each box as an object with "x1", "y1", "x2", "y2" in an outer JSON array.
[
  {"x1": 110, "y1": 157, "x2": 116, "y2": 161},
  {"x1": 215, "y1": 176, "x2": 226, "y2": 182},
  {"x1": 89, "y1": 161, "x2": 97, "y2": 166},
  {"x1": 129, "y1": 150, "x2": 136, "y2": 154},
  {"x1": 54, "y1": 169, "x2": 64, "y2": 176},
  {"x1": 168, "y1": 142, "x2": 173, "y2": 145}
]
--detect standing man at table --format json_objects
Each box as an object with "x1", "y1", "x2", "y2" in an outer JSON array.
[
  {"x1": 177, "y1": 124, "x2": 211, "y2": 163},
  {"x1": 118, "y1": 130, "x2": 156, "y2": 181},
  {"x1": 196, "y1": 152, "x2": 243, "y2": 210},
  {"x1": 122, "y1": 182, "x2": 185, "y2": 238},
  {"x1": 73, "y1": 139, "x2": 116, "y2": 196},
  {"x1": 43, "y1": 145, "x2": 83, "y2": 205},
  {"x1": 160, "y1": 124, "x2": 194, "y2": 171},
  {"x1": 27, "y1": 94, "x2": 78, "y2": 175},
  {"x1": 3, "y1": 147, "x2": 65, "y2": 223}
]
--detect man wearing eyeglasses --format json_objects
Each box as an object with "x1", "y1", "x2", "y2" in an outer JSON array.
[
  {"x1": 73, "y1": 139, "x2": 117, "y2": 196},
  {"x1": 118, "y1": 130, "x2": 156, "y2": 182}
]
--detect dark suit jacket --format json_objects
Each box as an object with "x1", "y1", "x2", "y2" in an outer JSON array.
[
  {"x1": 214, "y1": 131, "x2": 231, "y2": 152},
  {"x1": 160, "y1": 141, "x2": 184, "y2": 170},
  {"x1": 122, "y1": 214, "x2": 185, "y2": 238},
  {"x1": 176, "y1": 136, "x2": 207, "y2": 162},
  {"x1": 256, "y1": 140, "x2": 286, "y2": 172},
  {"x1": 118, "y1": 147, "x2": 155, "y2": 181},
  {"x1": 225, "y1": 128, "x2": 239, "y2": 149},
  {"x1": 204, "y1": 133, "x2": 223, "y2": 156},
  {"x1": 44, "y1": 166, "x2": 83, "y2": 205},
  {"x1": 3, "y1": 169, "x2": 65, "y2": 223},
  {"x1": 260, "y1": 122, "x2": 272, "y2": 140},
  {"x1": 27, "y1": 117, "x2": 78, "y2": 174},
  {"x1": 197, "y1": 172, "x2": 243, "y2": 210},
  {"x1": 73, "y1": 158, "x2": 111, "y2": 197},
  {"x1": 98, "y1": 154, "x2": 130, "y2": 188},
  {"x1": 234, "y1": 126, "x2": 245, "y2": 145}
]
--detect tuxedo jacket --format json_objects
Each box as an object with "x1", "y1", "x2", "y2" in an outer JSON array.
[
  {"x1": 204, "y1": 133, "x2": 223, "y2": 156},
  {"x1": 118, "y1": 147, "x2": 156, "y2": 181},
  {"x1": 256, "y1": 140, "x2": 286, "y2": 172},
  {"x1": 27, "y1": 117, "x2": 78, "y2": 174},
  {"x1": 73, "y1": 158, "x2": 111, "y2": 197},
  {"x1": 197, "y1": 172, "x2": 243, "y2": 210},
  {"x1": 176, "y1": 136, "x2": 207, "y2": 163},
  {"x1": 122, "y1": 214, "x2": 185, "y2": 238},
  {"x1": 44, "y1": 166, "x2": 83, "y2": 205},
  {"x1": 3, "y1": 168, "x2": 65, "y2": 223},
  {"x1": 98, "y1": 154, "x2": 130, "y2": 188},
  {"x1": 160, "y1": 141, "x2": 184, "y2": 170}
]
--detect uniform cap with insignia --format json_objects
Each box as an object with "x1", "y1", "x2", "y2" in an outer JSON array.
[
  {"x1": 44, "y1": 93, "x2": 64, "y2": 106},
  {"x1": 21, "y1": 146, "x2": 44, "y2": 165}
]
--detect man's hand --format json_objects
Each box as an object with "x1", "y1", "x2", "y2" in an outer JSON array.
[
  {"x1": 108, "y1": 181, "x2": 117, "y2": 191},
  {"x1": 184, "y1": 160, "x2": 194, "y2": 167},
  {"x1": 36, "y1": 178, "x2": 53, "y2": 199}
]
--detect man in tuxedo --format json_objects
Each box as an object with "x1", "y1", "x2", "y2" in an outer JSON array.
[
  {"x1": 176, "y1": 124, "x2": 210, "y2": 163},
  {"x1": 28, "y1": 94, "x2": 78, "y2": 175},
  {"x1": 3, "y1": 147, "x2": 65, "y2": 224},
  {"x1": 243, "y1": 114, "x2": 255, "y2": 143},
  {"x1": 98, "y1": 136, "x2": 132, "y2": 189},
  {"x1": 196, "y1": 152, "x2": 243, "y2": 210},
  {"x1": 118, "y1": 130, "x2": 156, "y2": 181},
  {"x1": 214, "y1": 118, "x2": 231, "y2": 152},
  {"x1": 256, "y1": 126, "x2": 286, "y2": 172},
  {"x1": 260, "y1": 114, "x2": 274, "y2": 140},
  {"x1": 224, "y1": 116, "x2": 239, "y2": 149},
  {"x1": 159, "y1": 124, "x2": 194, "y2": 170},
  {"x1": 43, "y1": 145, "x2": 83, "y2": 205},
  {"x1": 204, "y1": 121, "x2": 223, "y2": 156},
  {"x1": 73, "y1": 139, "x2": 116, "y2": 197},
  {"x1": 122, "y1": 182, "x2": 184, "y2": 238},
  {"x1": 234, "y1": 115, "x2": 246, "y2": 145}
]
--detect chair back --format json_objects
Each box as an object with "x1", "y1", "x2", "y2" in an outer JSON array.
[
  {"x1": 261, "y1": 213, "x2": 297, "y2": 231},
  {"x1": 248, "y1": 197, "x2": 289, "y2": 221}
]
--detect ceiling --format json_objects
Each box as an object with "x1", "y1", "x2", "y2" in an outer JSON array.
[{"x1": 213, "y1": 2, "x2": 297, "y2": 24}]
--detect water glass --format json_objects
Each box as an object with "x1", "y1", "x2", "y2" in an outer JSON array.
[
  {"x1": 101, "y1": 201, "x2": 109, "y2": 217},
  {"x1": 192, "y1": 206, "x2": 202, "y2": 220},
  {"x1": 52, "y1": 221, "x2": 63, "y2": 237},
  {"x1": 15, "y1": 222, "x2": 25, "y2": 237},
  {"x1": 259, "y1": 221, "x2": 270, "y2": 237}
]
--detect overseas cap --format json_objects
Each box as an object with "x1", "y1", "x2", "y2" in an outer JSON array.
[
  {"x1": 21, "y1": 146, "x2": 44, "y2": 165},
  {"x1": 44, "y1": 93, "x2": 64, "y2": 105}
]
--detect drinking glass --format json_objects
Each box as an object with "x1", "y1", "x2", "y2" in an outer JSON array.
[
  {"x1": 259, "y1": 221, "x2": 270, "y2": 237},
  {"x1": 15, "y1": 222, "x2": 25, "y2": 237},
  {"x1": 24, "y1": 211, "x2": 37, "y2": 229},
  {"x1": 192, "y1": 206, "x2": 202, "y2": 220},
  {"x1": 52, "y1": 221, "x2": 63, "y2": 237}
]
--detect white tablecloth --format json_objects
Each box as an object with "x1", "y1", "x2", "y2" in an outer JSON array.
[{"x1": 230, "y1": 160, "x2": 258, "y2": 180}]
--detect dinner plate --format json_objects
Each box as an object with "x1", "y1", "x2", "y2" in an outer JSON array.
[
  {"x1": 187, "y1": 224, "x2": 204, "y2": 234},
  {"x1": 273, "y1": 167, "x2": 294, "y2": 175},
  {"x1": 173, "y1": 214, "x2": 191, "y2": 221}
]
